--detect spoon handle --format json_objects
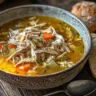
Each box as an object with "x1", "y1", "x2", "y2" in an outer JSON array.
[
  {"x1": 43, "y1": 90, "x2": 70, "y2": 96},
  {"x1": 84, "y1": 0, "x2": 96, "y2": 2}
]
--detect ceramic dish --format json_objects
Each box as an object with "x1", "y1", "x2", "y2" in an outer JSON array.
[{"x1": 0, "y1": 5, "x2": 91, "y2": 89}]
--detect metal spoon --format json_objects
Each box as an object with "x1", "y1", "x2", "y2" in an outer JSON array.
[{"x1": 43, "y1": 80, "x2": 96, "y2": 96}]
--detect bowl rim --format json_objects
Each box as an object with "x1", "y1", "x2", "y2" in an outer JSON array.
[{"x1": 0, "y1": 4, "x2": 92, "y2": 78}]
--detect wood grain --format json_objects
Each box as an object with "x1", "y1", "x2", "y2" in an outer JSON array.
[{"x1": 0, "y1": 80, "x2": 22, "y2": 96}]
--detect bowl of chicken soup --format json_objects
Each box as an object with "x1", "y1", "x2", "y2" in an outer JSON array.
[{"x1": 0, "y1": 5, "x2": 91, "y2": 89}]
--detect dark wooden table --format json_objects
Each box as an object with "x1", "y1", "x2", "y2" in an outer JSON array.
[{"x1": 0, "y1": 0, "x2": 96, "y2": 96}]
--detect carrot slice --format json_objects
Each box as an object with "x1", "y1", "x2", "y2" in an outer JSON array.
[
  {"x1": 42, "y1": 33, "x2": 54, "y2": 40},
  {"x1": 21, "y1": 64, "x2": 31, "y2": 71},
  {"x1": 0, "y1": 44, "x2": 3, "y2": 50},
  {"x1": 8, "y1": 43, "x2": 16, "y2": 49},
  {"x1": 15, "y1": 63, "x2": 35, "y2": 75}
]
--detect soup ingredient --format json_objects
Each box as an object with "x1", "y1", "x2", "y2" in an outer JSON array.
[
  {"x1": 0, "y1": 16, "x2": 84, "y2": 76},
  {"x1": 8, "y1": 43, "x2": 16, "y2": 49},
  {"x1": 42, "y1": 33, "x2": 54, "y2": 40},
  {"x1": 0, "y1": 41, "x2": 6, "y2": 50},
  {"x1": 0, "y1": 43, "x2": 3, "y2": 50},
  {"x1": 15, "y1": 63, "x2": 35, "y2": 75}
]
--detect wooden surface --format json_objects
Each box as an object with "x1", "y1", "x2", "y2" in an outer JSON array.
[{"x1": 0, "y1": 0, "x2": 96, "y2": 96}]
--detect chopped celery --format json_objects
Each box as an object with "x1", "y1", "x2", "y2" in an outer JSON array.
[
  {"x1": 48, "y1": 60, "x2": 58, "y2": 67},
  {"x1": 8, "y1": 48, "x2": 16, "y2": 56}
]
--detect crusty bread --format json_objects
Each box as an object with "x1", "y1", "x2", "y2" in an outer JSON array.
[
  {"x1": 71, "y1": 1, "x2": 96, "y2": 33},
  {"x1": 89, "y1": 33, "x2": 96, "y2": 78}
]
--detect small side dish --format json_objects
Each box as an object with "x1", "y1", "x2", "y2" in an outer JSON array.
[{"x1": 0, "y1": 16, "x2": 84, "y2": 76}]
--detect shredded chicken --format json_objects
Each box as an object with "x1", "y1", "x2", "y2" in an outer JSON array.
[
  {"x1": 7, "y1": 17, "x2": 70, "y2": 66},
  {"x1": 35, "y1": 48, "x2": 58, "y2": 55},
  {"x1": 56, "y1": 52, "x2": 67, "y2": 60},
  {"x1": 0, "y1": 41, "x2": 6, "y2": 44},
  {"x1": 7, "y1": 47, "x2": 28, "y2": 60},
  {"x1": 15, "y1": 58, "x2": 35, "y2": 67}
]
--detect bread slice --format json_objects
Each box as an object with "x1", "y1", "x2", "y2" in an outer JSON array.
[{"x1": 89, "y1": 33, "x2": 96, "y2": 78}]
